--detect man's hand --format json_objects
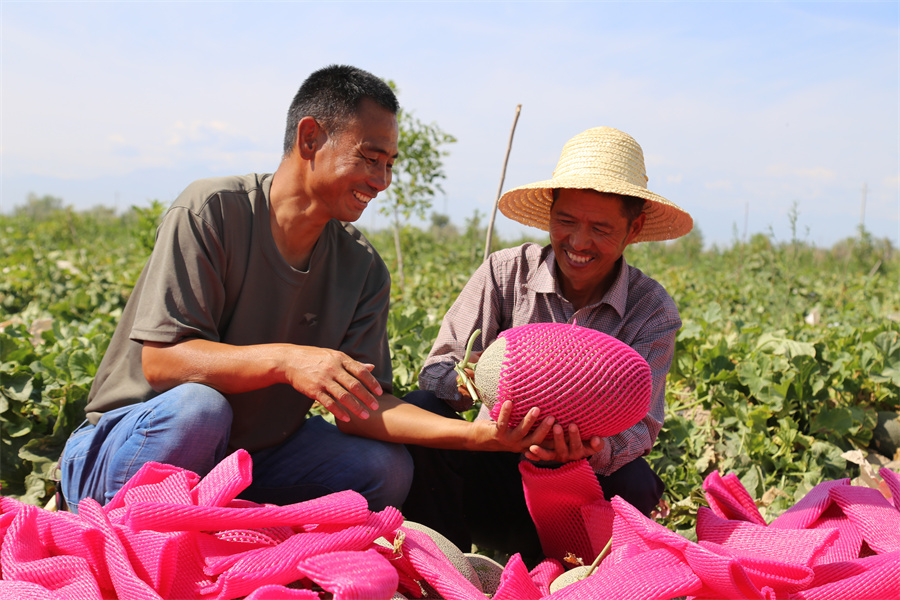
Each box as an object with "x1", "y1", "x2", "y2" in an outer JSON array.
[
  {"x1": 281, "y1": 346, "x2": 382, "y2": 423},
  {"x1": 469, "y1": 400, "x2": 556, "y2": 453},
  {"x1": 142, "y1": 339, "x2": 382, "y2": 423},
  {"x1": 523, "y1": 421, "x2": 604, "y2": 463}
]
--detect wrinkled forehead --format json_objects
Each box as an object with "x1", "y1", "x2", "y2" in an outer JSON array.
[{"x1": 333, "y1": 99, "x2": 399, "y2": 154}]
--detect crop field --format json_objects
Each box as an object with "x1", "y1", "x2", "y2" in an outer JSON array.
[{"x1": 2, "y1": 199, "x2": 899, "y2": 538}]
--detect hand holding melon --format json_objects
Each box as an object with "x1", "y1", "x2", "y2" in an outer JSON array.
[{"x1": 471, "y1": 323, "x2": 652, "y2": 439}]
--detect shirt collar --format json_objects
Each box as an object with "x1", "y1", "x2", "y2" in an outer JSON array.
[
  {"x1": 530, "y1": 246, "x2": 631, "y2": 317},
  {"x1": 528, "y1": 245, "x2": 558, "y2": 294}
]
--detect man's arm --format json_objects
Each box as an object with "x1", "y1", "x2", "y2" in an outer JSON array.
[
  {"x1": 337, "y1": 392, "x2": 559, "y2": 453},
  {"x1": 142, "y1": 339, "x2": 382, "y2": 422},
  {"x1": 418, "y1": 256, "x2": 507, "y2": 410}
]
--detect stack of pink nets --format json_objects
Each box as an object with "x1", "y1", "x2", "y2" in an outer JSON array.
[
  {"x1": 1, "y1": 451, "x2": 899, "y2": 600},
  {"x1": 521, "y1": 462, "x2": 900, "y2": 599},
  {"x1": 0, "y1": 450, "x2": 568, "y2": 600}
]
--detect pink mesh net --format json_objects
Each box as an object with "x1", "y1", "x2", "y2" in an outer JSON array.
[
  {"x1": 696, "y1": 506, "x2": 837, "y2": 567},
  {"x1": 520, "y1": 458, "x2": 607, "y2": 564},
  {"x1": 696, "y1": 538, "x2": 816, "y2": 595},
  {"x1": 243, "y1": 585, "x2": 321, "y2": 599},
  {"x1": 881, "y1": 466, "x2": 900, "y2": 511},
  {"x1": 4, "y1": 451, "x2": 899, "y2": 600},
  {"x1": 796, "y1": 551, "x2": 900, "y2": 600},
  {"x1": 0, "y1": 580, "x2": 71, "y2": 600},
  {"x1": 482, "y1": 322, "x2": 652, "y2": 438},
  {"x1": 769, "y1": 478, "x2": 850, "y2": 530},
  {"x1": 294, "y1": 549, "x2": 399, "y2": 600},
  {"x1": 553, "y1": 546, "x2": 701, "y2": 600},
  {"x1": 395, "y1": 525, "x2": 485, "y2": 600},
  {"x1": 828, "y1": 485, "x2": 900, "y2": 554},
  {"x1": 702, "y1": 471, "x2": 766, "y2": 525},
  {"x1": 806, "y1": 504, "x2": 865, "y2": 565},
  {"x1": 491, "y1": 553, "x2": 543, "y2": 600},
  {"x1": 528, "y1": 558, "x2": 565, "y2": 596}
]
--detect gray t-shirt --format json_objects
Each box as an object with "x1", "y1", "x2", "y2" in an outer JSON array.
[{"x1": 84, "y1": 173, "x2": 392, "y2": 452}]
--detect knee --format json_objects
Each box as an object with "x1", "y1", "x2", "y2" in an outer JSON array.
[
  {"x1": 159, "y1": 383, "x2": 233, "y2": 431},
  {"x1": 599, "y1": 458, "x2": 664, "y2": 516},
  {"x1": 362, "y1": 442, "x2": 414, "y2": 511}
]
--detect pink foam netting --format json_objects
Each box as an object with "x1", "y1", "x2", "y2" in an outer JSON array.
[
  {"x1": 807, "y1": 504, "x2": 865, "y2": 564},
  {"x1": 529, "y1": 558, "x2": 566, "y2": 596},
  {"x1": 702, "y1": 471, "x2": 766, "y2": 525},
  {"x1": 793, "y1": 550, "x2": 900, "y2": 600},
  {"x1": 4, "y1": 456, "x2": 900, "y2": 599},
  {"x1": 243, "y1": 585, "x2": 320, "y2": 599},
  {"x1": 294, "y1": 549, "x2": 399, "y2": 600},
  {"x1": 202, "y1": 508, "x2": 403, "y2": 599},
  {"x1": 828, "y1": 485, "x2": 900, "y2": 554},
  {"x1": 487, "y1": 322, "x2": 652, "y2": 438},
  {"x1": 697, "y1": 538, "x2": 816, "y2": 595},
  {"x1": 769, "y1": 478, "x2": 850, "y2": 530},
  {"x1": 520, "y1": 458, "x2": 606, "y2": 564},
  {"x1": 397, "y1": 525, "x2": 485, "y2": 600},
  {"x1": 696, "y1": 506, "x2": 837, "y2": 567},
  {"x1": 491, "y1": 553, "x2": 543, "y2": 600},
  {"x1": 549, "y1": 547, "x2": 701, "y2": 600},
  {"x1": 881, "y1": 466, "x2": 900, "y2": 511}
]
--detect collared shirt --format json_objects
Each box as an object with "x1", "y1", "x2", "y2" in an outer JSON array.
[{"x1": 419, "y1": 243, "x2": 681, "y2": 475}]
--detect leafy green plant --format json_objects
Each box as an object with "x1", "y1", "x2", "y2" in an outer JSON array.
[{"x1": 1, "y1": 200, "x2": 898, "y2": 536}]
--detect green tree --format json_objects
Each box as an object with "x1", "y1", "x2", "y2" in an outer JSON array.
[
  {"x1": 379, "y1": 82, "x2": 456, "y2": 294},
  {"x1": 13, "y1": 193, "x2": 66, "y2": 220}
]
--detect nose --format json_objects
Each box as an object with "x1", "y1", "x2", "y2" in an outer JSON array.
[
  {"x1": 570, "y1": 225, "x2": 591, "y2": 250},
  {"x1": 370, "y1": 164, "x2": 391, "y2": 192}
]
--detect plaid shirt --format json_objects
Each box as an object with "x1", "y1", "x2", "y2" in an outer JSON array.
[{"x1": 419, "y1": 243, "x2": 681, "y2": 475}]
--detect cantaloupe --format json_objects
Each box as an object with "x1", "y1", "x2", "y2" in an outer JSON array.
[{"x1": 474, "y1": 322, "x2": 652, "y2": 438}]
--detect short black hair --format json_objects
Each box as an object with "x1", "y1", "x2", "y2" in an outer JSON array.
[
  {"x1": 282, "y1": 64, "x2": 399, "y2": 157},
  {"x1": 551, "y1": 189, "x2": 646, "y2": 225}
]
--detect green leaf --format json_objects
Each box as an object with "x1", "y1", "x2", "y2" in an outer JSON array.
[
  {"x1": 3, "y1": 411, "x2": 34, "y2": 437},
  {"x1": 756, "y1": 333, "x2": 816, "y2": 358},
  {"x1": 68, "y1": 349, "x2": 97, "y2": 383},
  {"x1": 1, "y1": 372, "x2": 35, "y2": 402},
  {"x1": 810, "y1": 407, "x2": 853, "y2": 437}
]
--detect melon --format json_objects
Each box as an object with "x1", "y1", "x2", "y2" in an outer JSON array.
[{"x1": 474, "y1": 322, "x2": 652, "y2": 438}]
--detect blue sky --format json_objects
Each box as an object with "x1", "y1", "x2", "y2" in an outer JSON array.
[{"x1": 2, "y1": 1, "x2": 898, "y2": 248}]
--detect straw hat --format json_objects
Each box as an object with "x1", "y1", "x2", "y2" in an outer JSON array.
[{"x1": 498, "y1": 126, "x2": 693, "y2": 242}]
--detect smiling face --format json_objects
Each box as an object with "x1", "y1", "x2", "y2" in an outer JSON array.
[
  {"x1": 309, "y1": 97, "x2": 399, "y2": 223},
  {"x1": 549, "y1": 189, "x2": 645, "y2": 308}
]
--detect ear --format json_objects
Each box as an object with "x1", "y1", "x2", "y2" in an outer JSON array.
[
  {"x1": 296, "y1": 116, "x2": 322, "y2": 160},
  {"x1": 625, "y1": 212, "x2": 646, "y2": 245}
]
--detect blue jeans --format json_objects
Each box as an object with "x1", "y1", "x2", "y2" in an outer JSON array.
[{"x1": 59, "y1": 383, "x2": 413, "y2": 513}]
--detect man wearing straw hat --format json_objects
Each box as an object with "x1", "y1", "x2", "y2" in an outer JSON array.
[{"x1": 402, "y1": 126, "x2": 693, "y2": 563}]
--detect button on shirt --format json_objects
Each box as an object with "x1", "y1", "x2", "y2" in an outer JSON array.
[{"x1": 418, "y1": 243, "x2": 681, "y2": 475}]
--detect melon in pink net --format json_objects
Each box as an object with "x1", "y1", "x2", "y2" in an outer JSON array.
[{"x1": 473, "y1": 322, "x2": 652, "y2": 438}]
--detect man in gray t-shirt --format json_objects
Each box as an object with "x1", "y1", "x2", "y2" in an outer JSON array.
[{"x1": 60, "y1": 64, "x2": 562, "y2": 514}]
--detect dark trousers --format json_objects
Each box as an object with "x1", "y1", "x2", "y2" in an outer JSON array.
[{"x1": 401, "y1": 390, "x2": 664, "y2": 565}]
